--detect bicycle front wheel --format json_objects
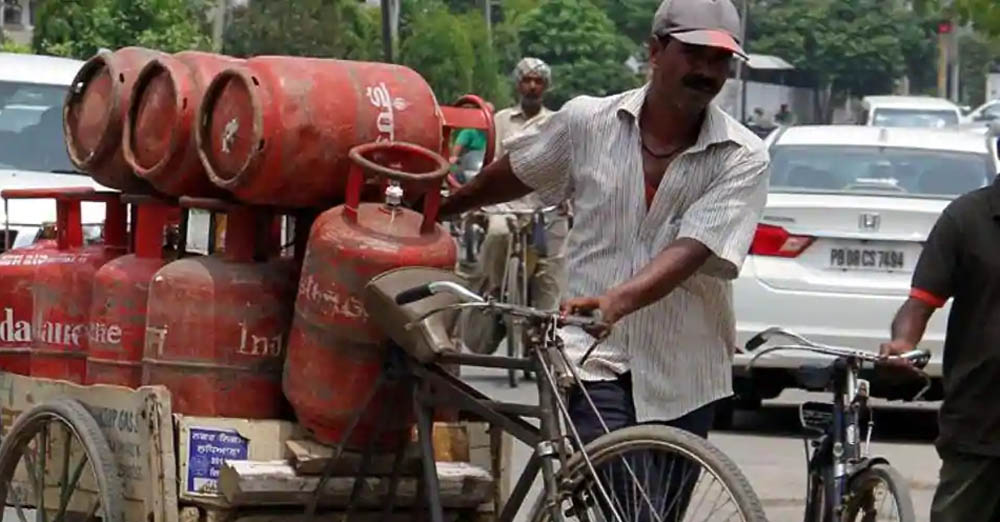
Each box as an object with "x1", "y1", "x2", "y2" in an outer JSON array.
[
  {"x1": 841, "y1": 463, "x2": 915, "y2": 522},
  {"x1": 529, "y1": 425, "x2": 767, "y2": 522}
]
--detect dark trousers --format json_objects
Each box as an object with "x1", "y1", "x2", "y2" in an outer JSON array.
[
  {"x1": 931, "y1": 449, "x2": 1000, "y2": 522},
  {"x1": 566, "y1": 373, "x2": 716, "y2": 521}
]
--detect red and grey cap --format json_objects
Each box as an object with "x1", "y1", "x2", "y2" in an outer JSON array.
[{"x1": 652, "y1": 0, "x2": 748, "y2": 60}]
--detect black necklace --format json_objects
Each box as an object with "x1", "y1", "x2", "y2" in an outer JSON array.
[{"x1": 641, "y1": 140, "x2": 682, "y2": 159}]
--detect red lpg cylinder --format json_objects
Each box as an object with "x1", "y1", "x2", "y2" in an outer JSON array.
[
  {"x1": 86, "y1": 196, "x2": 175, "y2": 387},
  {"x1": 195, "y1": 57, "x2": 443, "y2": 207},
  {"x1": 142, "y1": 198, "x2": 295, "y2": 418},
  {"x1": 64, "y1": 47, "x2": 164, "y2": 193},
  {"x1": 284, "y1": 142, "x2": 456, "y2": 451},
  {"x1": 124, "y1": 51, "x2": 244, "y2": 197},
  {"x1": 0, "y1": 191, "x2": 73, "y2": 375},
  {"x1": 0, "y1": 238, "x2": 58, "y2": 372},
  {"x1": 1, "y1": 189, "x2": 128, "y2": 383}
]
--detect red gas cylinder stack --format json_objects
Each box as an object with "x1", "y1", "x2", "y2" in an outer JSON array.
[
  {"x1": 195, "y1": 57, "x2": 443, "y2": 207},
  {"x1": 0, "y1": 190, "x2": 77, "y2": 375},
  {"x1": 284, "y1": 142, "x2": 456, "y2": 451},
  {"x1": 1, "y1": 188, "x2": 128, "y2": 383},
  {"x1": 142, "y1": 198, "x2": 295, "y2": 418},
  {"x1": 63, "y1": 47, "x2": 163, "y2": 193},
  {"x1": 87, "y1": 195, "x2": 176, "y2": 387},
  {"x1": 124, "y1": 51, "x2": 244, "y2": 197},
  {"x1": 0, "y1": 240, "x2": 57, "y2": 373}
]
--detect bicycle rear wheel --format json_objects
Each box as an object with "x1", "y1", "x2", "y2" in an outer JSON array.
[
  {"x1": 505, "y1": 255, "x2": 524, "y2": 388},
  {"x1": 841, "y1": 463, "x2": 915, "y2": 522},
  {"x1": 529, "y1": 425, "x2": 767, "y2": 522}
]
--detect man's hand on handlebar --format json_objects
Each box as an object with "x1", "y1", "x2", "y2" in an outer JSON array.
[
  {"x1": 879, "y1": 338, "x2": 919, "y2": 369},
  {"x1": 560, "y1": 294, "x2": 619, "y2": 339}
]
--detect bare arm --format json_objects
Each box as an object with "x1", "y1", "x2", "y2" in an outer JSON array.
[
  {"x1": 880, "y1": 211, "x2": 958, "y2": 357},
  {"x1": 881, "y1": 297, "x2": 936, "y2": 355},
  {"x1": 607, "y1": 238, "x2": 711, "y2": 319},
  {"x1": 439, "y1": 154, "x2": 533, "y2": 218},
  {"x1": 562, "y1": 238, "x2": 712, "y2": 327}
]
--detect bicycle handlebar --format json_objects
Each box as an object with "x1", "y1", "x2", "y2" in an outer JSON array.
[
  {"x1": 474, "y1": 205, "x2": 561, "y2": 217},
  {"x1": 395, "y1": 280, "x2": 606, "y2": 330},
  {"x1": 745, "y1": 327, "x2": 931, "y2": 368},
  {"x1": 395, "y1": 281, "x2": 485, "y2": 305}
]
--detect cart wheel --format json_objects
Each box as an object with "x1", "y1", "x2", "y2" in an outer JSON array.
[{"x1": 0, "y1": 399, "x2": 124, "y2": 522}]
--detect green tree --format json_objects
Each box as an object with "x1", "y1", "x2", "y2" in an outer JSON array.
[
  {"x1": 897, "y1": 10, "x2": 940, "y2": 96},
  {"x1": 959, "y1": 32, "x2": 1000, "y2": 106},
  {"x1": 31, "y1": 0, "x2": 116, "y2": 58},
  {"x1": 517, "y1": 0, "x2": 640, "y2": 109},
  {"x1": 749, "y1": 0, "x2": 926, "y2": 120},
  {"x1": 461, "y1": 12, "x2": 513, "y2": 108},
  {"x1": 491, "y1": 0, "x2": 541, "y2": 80},
  {"x1": 397, "y1": 1, "x2": 511, "y2": 106},
  {"x1": 223, "y1": 0, "x2": 379, "y2": 60},
  {"x1": 33, "y1": 0, "x2": 210, "y2": 59},
  {"x1": 591, "y1": 0, "x2": 660, "y2": 45},
  {"x1": 1, "y1": 39, "x2": 32, "y2": 53},
  {"x1": 915, "y1": 0, "x2": 1000, "y2": 36},
  {"x1": 399, "y1": 4, "x2": 476, "y2": 105}
]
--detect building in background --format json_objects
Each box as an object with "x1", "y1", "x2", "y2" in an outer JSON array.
[
  {"x1": 718, "y1": 54, "x2": 820, "y2": 125},
  {"x1": 989, "y1": 63, "x2": 1000, "y2": 102},
  {"x1": 0, "y1": 0, "x2": 37, "y2": 45}
]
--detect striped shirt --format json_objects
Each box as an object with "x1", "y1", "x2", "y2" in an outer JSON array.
[{"x1": 505, "y1": 84, "x2": 770, "y2": 421}]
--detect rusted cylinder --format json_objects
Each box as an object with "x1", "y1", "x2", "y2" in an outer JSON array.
[
  {"x1": 283, "y1": 142, "x2": 455, "y2": 451},
  {"x1": 124, "y1": 51, "x2": 244, "y2": 197},
  {"x1": 0, "y1": 188, "x2": 128, "y2": 384},
  {"x1": 86, "y1": 195, "x2": 175, "y2": 388},
  {"x1": 63, "y1": 47, "x2": 163, "y2": 192},
  {"x1": 142, "y1": 198, "x2": 295, "y2": 418},
  {"x1": 196, "y1": 56, "x2": 443, "y2": 208},
  {"x1": 0, "y1": 240, "x2": 57, "y2": 375}
]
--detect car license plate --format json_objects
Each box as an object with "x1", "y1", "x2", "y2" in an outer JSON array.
[{"x1": 829, "y1": 247, "x2": 905, "y2": 271}]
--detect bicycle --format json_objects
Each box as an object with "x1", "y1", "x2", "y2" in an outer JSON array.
[
  {"x1": 743, "y1": 326, "x2": 932, "y2": 522},
  {"x1": 314, "y1": 265, "x2": 770, "y2": 522},
  {"x1": 472, "y1": 203, "x2": 563, "y2": 388}
]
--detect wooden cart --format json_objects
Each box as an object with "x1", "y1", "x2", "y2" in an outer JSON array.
[{"x1": 0, "y1": 372, "x2": 506, "y2": 522}]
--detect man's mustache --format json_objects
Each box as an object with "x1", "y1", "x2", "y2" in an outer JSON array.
[{"x1": 682, "y1": 75, "x2": 720, "y2": 94}]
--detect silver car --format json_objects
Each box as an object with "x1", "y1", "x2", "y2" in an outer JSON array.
[{"x1": 726, "y1": 125, "x2": 1000, "y2": 422}]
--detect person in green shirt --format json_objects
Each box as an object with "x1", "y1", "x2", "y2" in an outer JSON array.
[{"x1": 450, "y1": 128, "x2": 487, "y2": 165}]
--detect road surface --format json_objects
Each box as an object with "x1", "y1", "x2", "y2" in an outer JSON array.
[{"x1": 463, "y1": 366, "x2": 942, "y2": 522}]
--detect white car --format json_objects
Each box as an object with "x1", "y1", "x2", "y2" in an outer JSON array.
[
  {"x1": 0, "y1": 52, "x2": 111, "y2": 251},
  {"x1": 858, "y1": 95, "x2": 963, "y2": 129},
  {"x1": 959, "y1": 99, "x2": 1000, "y2": 135},
  {"x1": 727, "y1": 125, "x2": 1000, "y2": 420}
]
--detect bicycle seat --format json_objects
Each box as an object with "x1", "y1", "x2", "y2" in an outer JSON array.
[{"x1": 363, "y1": 266, "x2": 466, "y2": 364}]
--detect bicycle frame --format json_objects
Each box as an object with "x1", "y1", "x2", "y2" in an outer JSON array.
[
  {"x1": 409, "y1": 347, "x2": 567, "y2": 522},
  {"x1": 745, "y1": 327, "x2": 929, "y2": 522},
  {"x1": 802, "y1": 356, "x2": 871, "y2": 522},
  {"x1": 315, "y1": 315, "x2": 582, "y2": 522}
]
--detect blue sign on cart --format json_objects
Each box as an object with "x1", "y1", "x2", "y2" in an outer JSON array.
[{"x1": 186, "y1": 426, "x2": 249, "y2": 495}]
